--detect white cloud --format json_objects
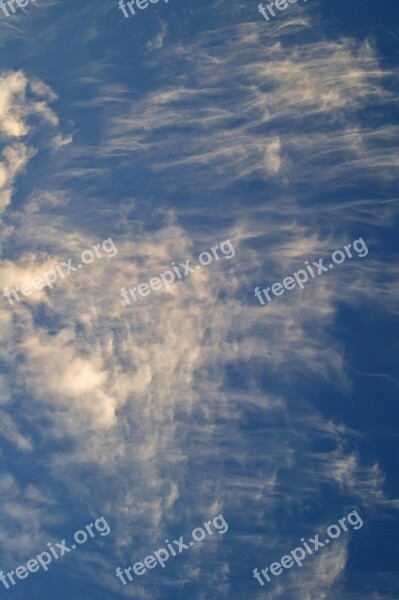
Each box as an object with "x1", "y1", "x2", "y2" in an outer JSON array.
[
  {"x1": 264, "y1": 137, "x2": 282, "y2": 175},
  {"x1": 146, "y1": 20, "x2": 168, "y2": 52},
  {"x1": 0, "y1": 10, "x2": 397, "y2": 598},
  {"x1": 0, "y1": 71, "x2": 61, "y2": 216}
]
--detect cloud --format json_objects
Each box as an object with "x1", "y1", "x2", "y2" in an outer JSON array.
[
  {"x1": 0, "y1": 71, "x2": 58, "y2": 138},
  {"x1": 0, "y1": 5, "x2": 398, "y2": 598},
  {"x1": 0, "y1": 411, "x2": 33, "y2": 451},
  {"x1": 100, "y1": 26, "x2": 397, "y2": 190},
  {"x1": 146, "y1": 20, "x2": 168, "y2": 52},
  {"x1": 0, "y1": 71, "x2": 61, "y2": 215},
  {"x1": 264, "y1": 137, "x2": 282, "y2": 175},
  {"x1": 0, "y1": 472, "x2": 57, "y2": 563}
]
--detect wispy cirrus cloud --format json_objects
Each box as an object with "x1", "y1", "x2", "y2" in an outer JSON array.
[{"x1": 0, "y1": 1, "x2": 398, "y2": 597}]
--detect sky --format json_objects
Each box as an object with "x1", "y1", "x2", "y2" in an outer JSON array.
[{"x1": 0, "y1": 0, "x2": 398, "y2": 599}]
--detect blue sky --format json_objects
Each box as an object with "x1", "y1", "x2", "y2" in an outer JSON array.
[{"x1": 0, "y1": 0, "x2": 398, "y2": 599}]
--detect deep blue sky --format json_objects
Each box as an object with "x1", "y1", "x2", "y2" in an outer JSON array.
[{"x1": 0, "y1": 0, "x2": 398, "y2": 599}]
